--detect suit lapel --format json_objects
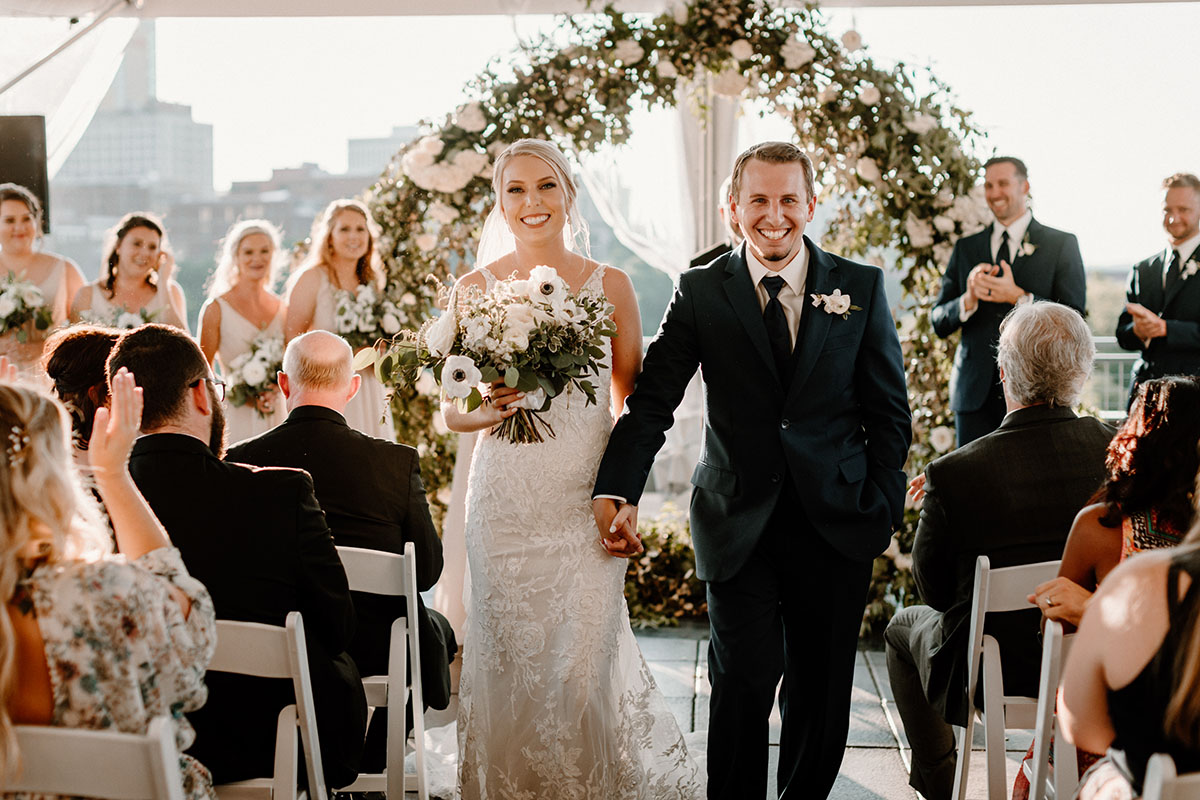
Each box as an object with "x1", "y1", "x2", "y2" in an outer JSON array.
[
  {"x1": 722, "y1": 244, "x2": 781, "y2": 383},
  {"x1": 1141, "y1": 252, "x2": 1167, "y2": 312},
  {"x1": 1008, "y1": 218, "x2": 1041, "y2": 287},
  {"x1": 787, "y1": 237, "x2": 835, "y2": 400}
]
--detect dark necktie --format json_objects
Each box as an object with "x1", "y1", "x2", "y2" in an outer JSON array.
[
  {"x1": 761, "y1": 275, "x2": 793, "y2": 382},
  {"x1": 996, "y1": 230, "x2": 1012, "y2": 267},
  {"x1": 1165, "y1": 249, "x2": 1182, "y2": 295}
]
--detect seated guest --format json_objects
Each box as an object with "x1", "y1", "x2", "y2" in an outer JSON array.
[
  {"x1": 106, "y1": 324, "x2": 365, "y2": 790},
  {"x1": 41, "y1": 325, "x2": 119, "y2": 464},
  {"x1": 885, "y1": 301, "x2": 1114, "y2": 800},
  {"x1": 71, "y1": 213, "x2": 189, "y2": 332},
  {"x1": 1060, "y1": 521, "x2": 1200, "y2": 797},
  {"x1": 1011, "y1": 375, "x2": 1200, "y2": 799},
  {"x1": 228, "y1": 330, "x2": 455, "y2": 769},
  {"x1": 0, "y1": 370, "x2": 217, "y2": 798}
]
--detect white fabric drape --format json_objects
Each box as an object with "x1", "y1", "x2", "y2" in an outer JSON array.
[{"x1": 0, "y1": 16, "x2": 137, "y2": 176}]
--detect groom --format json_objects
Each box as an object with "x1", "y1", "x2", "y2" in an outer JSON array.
[{"x1": 593, "y1": 141, "x2": 911, "y2": 799}]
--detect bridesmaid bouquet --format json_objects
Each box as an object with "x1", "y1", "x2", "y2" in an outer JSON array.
[
  {"x1": 80, "y1": 306, "x2": 159, "y2": 330},
  {"x1": 334, "y1": 283, "x2": 407, "y2": 351},
  {"x1": 0, "y1": 274, "x2": 52, "y2": 341},
  {"x1": 224, "y1": 333, "x2": 284, "y2": 418},
  {"x1": 360, "y1": 266, "x2": 616, "y2": 444}
]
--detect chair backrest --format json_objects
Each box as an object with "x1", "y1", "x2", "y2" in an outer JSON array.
[
  {"x1": 964, "y1": 556, "x2": 1061, "y2": 706},
  {"x1": 5, "y1": 716, "x2": 185, "y2": 800},
  {"x1": 1144, "y1": 753, "x2": 1200, "y2": 800},
  {"x1": 336, "y1": 543, "x2": 416, "y2": 599},
  {"x1": 210, "y1": 612, "x2": 326, "y2": 800}
]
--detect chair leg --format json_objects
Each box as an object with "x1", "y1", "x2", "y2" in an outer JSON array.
[
  {"x1": 953, "y1": 716, "x2": 975, "y2": 800},
  {"x1": 1053, "y1": 721, "x2": 1078, "y2": 800},
  {"x1": 982, "y1": 638, "x2": 1008, "y2": 800}
]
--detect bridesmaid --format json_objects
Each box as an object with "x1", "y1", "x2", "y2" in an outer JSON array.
[
  {"x1": 70, "y1": 212, "x2": 188, "y2": 332},
  {"x1": 0, "y1": 183, "x2": 85, "y2": 371},
  {"x1": 198, "y1": 219, "x2": 287, "y2": 446},
  {"x1": 285, "y1": 198, "x2": 394, "y2": 441}
]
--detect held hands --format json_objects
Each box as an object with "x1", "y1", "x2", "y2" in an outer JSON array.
[
  {"x1": 592, "y1": 497, "x2": 643, "y2": 559},
  {"x1": 907, "y1": 473, "x2": 927, "y2": 504},
  {"x1": 974, "y1": 261, "x2": 1025, "y2": 305},
  {"x1": 1126, "y1": 302, "x2": 1167, "y2": 341},
  {"x1": 88, "y1": 367, "x2": 143, "y2": 483},
  {"x1": 1028, "y1": 576, "x2": 1092, "y2": 628}
]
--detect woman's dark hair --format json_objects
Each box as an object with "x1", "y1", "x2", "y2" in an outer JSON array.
[
  {"x1": 1095, "y1": 376, "x2": 1200, "y2": 531},
  {"x1": 101, "y1": 212, "x2": 166, "y2": 296},
  {"x1": 0, "y1": 183, "x2": 41, "y2": 227},
  {"x1": 41, "y1": 325, "x2": 119, "y2": 448}
]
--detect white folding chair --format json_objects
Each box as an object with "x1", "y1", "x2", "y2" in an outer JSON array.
[
  {"x1": 5, "y1": 715, "x2": 184, "y2": 799},
  {"x1": 1025, "y1": 619, "x2": 1078, "y2": 800},
  {"x1": 210, "y1": 611, "x2": 327, "y2": 800},
  {"x1": 335, "y1": 542, "x2": 428, "y2": 800},
  {"x1": 953, "y1": 556, "x2": 1062, "y2": 800},
  {"x1": 1144, "y1": 753, "x2": 1200, "y2": 800}
]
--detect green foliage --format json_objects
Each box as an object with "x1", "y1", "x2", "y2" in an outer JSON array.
[{"x1": 624, "y1": 504, "x2": 708, "y2": 629}]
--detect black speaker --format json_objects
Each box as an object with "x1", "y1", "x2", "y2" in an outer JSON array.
[{"x1": 0, "y1": 115, "x2": 50, "y2": 233}]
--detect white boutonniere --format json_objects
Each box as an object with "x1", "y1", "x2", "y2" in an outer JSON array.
[
  {"x1": 810, "y1": 288, "x2": 862, "y2": 320},
  {"x1": 1018, "y1": 232, "x2": 1037, "y2": 258},
  {"x1": 1182, "y1": 258, "x2": 1200, "y2": 281}
]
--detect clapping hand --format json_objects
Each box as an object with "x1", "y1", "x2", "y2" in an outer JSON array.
[
  {"x1": 975, "y1": 261, "x2": 1025, "y2": 305},
  {"x1": 964, "y1": 263, "x2": 996, "y2": 312},
  {"x1": 88, "y1": 367, "x2": 143, "y2": 482},
  {"x1": 1126, "y1": 302, "x2": 1167, "y2": 341},
  {"x1": 592, "y1": 498, "x2": 643, "y2": 558},
  {"x1": 0, "y1": 355, "x2": 18, "y2": 382},
  {"x1": 907, "y1": 473, "x2": 927, "y2": 504},
  {"x1": 1028, "y1": 576, "x2": 1092, "y2": 628}
]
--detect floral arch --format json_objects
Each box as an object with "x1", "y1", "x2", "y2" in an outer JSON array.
[{"x1": 367, "y1": 0, "x2": 993, "y2": 635}]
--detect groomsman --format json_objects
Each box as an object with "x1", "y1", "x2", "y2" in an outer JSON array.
[
  {"x1": 1116, "y1": 172, "x2": 1200, "y2": 403},
  {"x1": 932, "y1": 156, "x2": 1087, "y2": 445}
]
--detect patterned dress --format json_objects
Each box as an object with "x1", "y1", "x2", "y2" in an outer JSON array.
[
  {"x1": 456, "y1": 265, "x2": 701, "y2": 799},
  {"x1": 11, "y1": 547, "x2": 217, "y2": 800}
]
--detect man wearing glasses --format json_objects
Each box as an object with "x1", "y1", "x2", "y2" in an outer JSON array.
[{"x1": 106, "y1": 324, "x2": 368, "y2": 793}]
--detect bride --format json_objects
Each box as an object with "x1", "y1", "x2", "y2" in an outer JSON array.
[{"x1": 444, "y1": 138, "x2": 701, "y2": 799}]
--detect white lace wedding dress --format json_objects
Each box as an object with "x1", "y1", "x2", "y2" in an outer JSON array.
[{"x1": 457, "y1": 265, "x2": 701, "y2": 799}]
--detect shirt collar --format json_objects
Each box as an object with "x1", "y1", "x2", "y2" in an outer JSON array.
[
  {"x1": 744, "y1": 240, "x2": 809, "y2": 295},
  {"x1": 1168, "y1": 231, "x2": 1200, "y2": 264},
  {"x1": 992, "y1": 209, "x2": 1034, "y2": 247}
]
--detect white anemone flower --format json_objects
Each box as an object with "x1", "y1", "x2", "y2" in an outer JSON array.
[{"x1": 442, "y1": 355, "x2": 481, "y2": 399}]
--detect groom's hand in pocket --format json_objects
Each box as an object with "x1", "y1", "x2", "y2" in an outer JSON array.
[{"x1": 592, "y1": 498, "x2": 643, "y2": 558}]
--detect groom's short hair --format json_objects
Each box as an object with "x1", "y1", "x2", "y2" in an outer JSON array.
[
  {"x1": 730, "y1": 142, "x2": 815, "y2": 203},
  {"x1": 107, "y1": 324, "x2": 209, "y2": 430}
]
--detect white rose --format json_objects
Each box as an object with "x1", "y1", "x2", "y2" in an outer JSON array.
[
  {"x1": 401, "y1": 292, "x2": 418, "y2": 306},
  {"x1": 842, "y1": 30, "x2": 863, "y2": 51},
  {"x1": 417, "y1": 136, "x2": 445, "y2": 156},
  {"x1": 855, "y1": 157, "x2": 882, "y2": 184},
  {"x1": 462, "y1": 315, "x2": 491, "y2": 351},
  {"x1": 933, "y1": 242, "x2": 954, "y2": 268},
  {"x1": 453, "y1": 102, "x2": 487, "y2": 133},
  {"x1": 930, "y1": 426, "x2": 955, "y2": 454},
  {"x1": 905, "y1": 215, "x2": 935, "y2": 249},
  {"x1": 19, "y1": 285, "x2": 44, "y2": 308},
  {"x1": 611, "y1": 38, "x2": 645, "y2": 65},
  {"x1": 428, "y1": 201, "x2": 459, "y2": 225},
  {"x1": 824, "y1": 290, "x2": 852, "y2": 315},
  {"x1": 729, "y1": 39, "x2": 755, "y2": 62},
  {"x1": 933, "y1": 215, "x2": 955, "y2": 235},
  {"x1": 402, "y1": 149, "x2": 435, "y2": 173},
  {"x1": 453, "y1": 149, "x2": 489, "y2": 175},
  {"x1": 655, "y1": 59, "x2": 678, "y2": 79},
  {"x1": 781, "y1": 37, "x2": 816, "y2": 70},
  {"x1": 424, "y1": 310, "x2": 457, "y2": 357},
  {"x1": 381, "y1": 313, "x2": 401, "y2": 334},
  {"x1": 0, "y1": 296, "x2": 15, "y2": 319},
  {"x1": 817, "y1": 85, "x2": 839, "y2": 104},
  {"x1": 712, "y1": 70, "x2": 750, "y2": 98},
  {"x1": 415, "y1": 233, "x2": 438, "y2": 253},
  {"x1": 904, "y1": 114, "x2": 938, "y2": 135},
  {"x1": 859, "y1": 85, "x2": 881, "y2": 105},
  {"x1": 441, "y1": 355, "x2": 481, "y2": 399},
  {"x1": 242, "y1": 360, "x2": 268, "y2": 386},
  {"x1": 670, "y1": 1, "x2": 689, "y2": 24}
]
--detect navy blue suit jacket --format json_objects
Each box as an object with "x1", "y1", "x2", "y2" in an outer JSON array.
[
  {"x1": 932, "y1": 219, "x2": 1086, "y2": 412},
  {"x1": 594, "y1": 238, "x2": 911, "y2": 582},
  {"x1": 1116, "y1": 248, "x2": 1200, "y2": 389}
]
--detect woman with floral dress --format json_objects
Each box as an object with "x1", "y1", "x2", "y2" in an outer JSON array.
[
  {"x1": 285, "y1": 199, "x2": 394, "y2": 440},
  {"x1": 0, "y1": 365, "x2": 216, "y2": 798}
]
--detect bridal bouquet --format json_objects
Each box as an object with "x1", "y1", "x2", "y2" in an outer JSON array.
[
  {"x1": 364, "y1": 266, "x2": 616, "y2": 444},
  {"x1": 334, "y1": 283, "x2": 406, "y2": 351},
  {"x1": 80, "y1": 306, "x2": 159, "y2": 330},
  {"x1": 224, "y1": 333, "x2": 284, "y2": 418},
  {"x1": 0, "y1": 274, "x2": 53, "y2": 341}
]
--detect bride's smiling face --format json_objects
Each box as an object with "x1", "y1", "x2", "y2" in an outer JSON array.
[{"x1": 500, "y1": 155, "x2": 567, "y2": 246}]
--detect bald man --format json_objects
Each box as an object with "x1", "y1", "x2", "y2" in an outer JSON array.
[{"x1": 227, "y1": 331, "x2": 455, "y2": 768}]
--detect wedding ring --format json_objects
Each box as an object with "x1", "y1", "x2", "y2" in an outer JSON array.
[
  {"x1": 1047, "y1": 596, "x2": 1056, "y2": 607},
  {"x1": 986, "y1": 289, "x2": 992, "y2": 297}
]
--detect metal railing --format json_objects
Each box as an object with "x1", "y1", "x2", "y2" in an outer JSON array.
[{"x1": 1088, "y1": 337, "x2": 1138, "y2": 422}]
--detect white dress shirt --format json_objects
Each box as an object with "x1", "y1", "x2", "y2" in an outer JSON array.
[
  {"x1": 961, "y1": 209, "x2": 1035, "y2": 321},
  {"x1": 745, "y1": 241, "x2": 809, "y2": 348},
  {"x1": 1162, "y1": 231, "x2": 1200, "y2": 286}
]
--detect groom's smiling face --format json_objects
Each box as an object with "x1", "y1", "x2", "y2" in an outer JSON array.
[{"x1": 731, "y1": 159, "x2": 816, "y2": 268}]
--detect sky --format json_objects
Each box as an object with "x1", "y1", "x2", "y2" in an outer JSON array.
[{"x1": 151, "y1": 4, "x2": 1200, "y2": 269}]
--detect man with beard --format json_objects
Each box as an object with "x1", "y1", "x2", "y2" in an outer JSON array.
[{"x1": 106, "y1": 324, "x2": 366, "y2": 792}]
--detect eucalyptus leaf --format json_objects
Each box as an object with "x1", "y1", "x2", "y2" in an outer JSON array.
[
  {"x1": 516, "y1": 369, "x2": 540, "y2": 392},
  {"x1": 504, "y1": 366, "x2": 520, "y2": 387},
  {"x1": 479, "y1": 365, "x2": 501, "y2": 383},
  {"x1": 351, "y1": 347, "x2": 377, "y2": 371}
]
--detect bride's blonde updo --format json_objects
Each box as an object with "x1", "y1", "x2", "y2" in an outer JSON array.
[{"x1": 490, "y1": 139, "x2": 589, "y2": 255}]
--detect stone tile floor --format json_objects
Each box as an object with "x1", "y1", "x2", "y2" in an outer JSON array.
[{"x1": 408, "y1": 626, "x2": 1034, "y2": 799}]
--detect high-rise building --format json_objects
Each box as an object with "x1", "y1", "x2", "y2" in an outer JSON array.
[{"x1": 347, "y1": 125, "x2": 418, "y2": 177}]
